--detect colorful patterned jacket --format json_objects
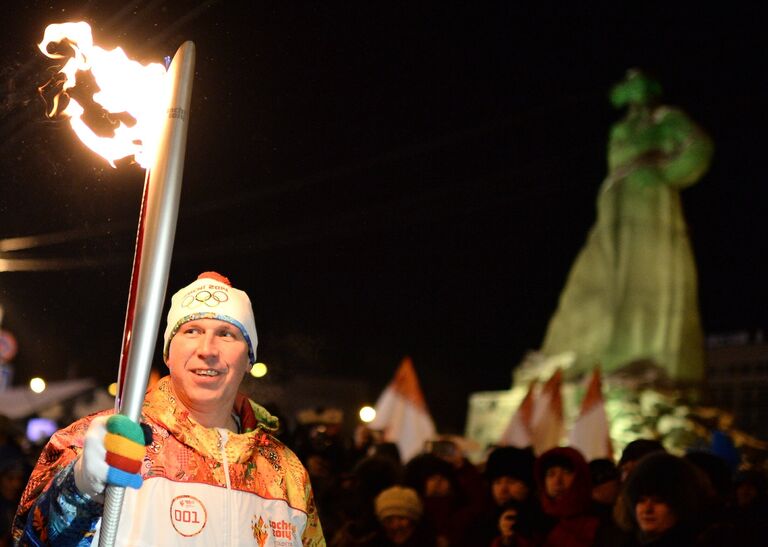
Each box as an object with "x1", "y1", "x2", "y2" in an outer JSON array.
[{"x1": 13, "y1": 376, "x2": 325, "y2": 546}]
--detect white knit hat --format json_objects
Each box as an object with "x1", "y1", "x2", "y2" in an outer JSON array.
[{"x1": 163, "y1": 272, "x2": 257, "y2": 364}]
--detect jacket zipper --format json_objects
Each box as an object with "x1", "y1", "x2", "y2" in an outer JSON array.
[{"x1": 217, "y1": 429, "x2": 232, "y2": 544}]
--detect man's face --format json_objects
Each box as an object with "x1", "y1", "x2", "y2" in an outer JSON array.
[
  {"x1": 635, "y1": 495, "x2": 677, "y2": 537},
  {"x1": 424, "y1": 474, "x2": 452, "y2": 498},
  {"x1": 166, "y1": 318, "x2": 250, "y2": 414},
  {"x1": 592, "y1": 479, "x2": 620, "y2": 505},
  {"x1": 381, "y1": 516, "x2": 415, "y2": 545},
  {"x1": 491, "y1": 476, "x2": 529, "y2": 505},
  {"x1": 544, "y1": 466, "x2": 575, "y2": 500}
]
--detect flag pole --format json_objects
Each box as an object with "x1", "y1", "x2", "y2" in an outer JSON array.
[{"x1": 98, "y1": 40, "x2": 195, "y2": 547}]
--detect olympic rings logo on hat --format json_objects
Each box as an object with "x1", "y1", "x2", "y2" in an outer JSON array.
[{"x1": 182, "y1": 289, "x2": 229, "y2": 309}]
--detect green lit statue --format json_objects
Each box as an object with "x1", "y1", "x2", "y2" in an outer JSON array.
[{"x1": 541, "y1": 70, "x2": 713, "y2": 382}]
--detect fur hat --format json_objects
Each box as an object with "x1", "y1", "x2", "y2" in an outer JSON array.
[
  {"x1": 589, "y1": 458, "x2": 619, "y2": 486},
  {"x1": 374, "y1": 486, "x2": 423, "y2": 522},
  {"x1": 163, "y1": 272, "x2": 257, "y2": 364},
  {"x1": 625, "y1": 453, "x2": 701, "y2": 527},
  {"x1": 405, "y1": 453, "x2": 456, "y2": 496},
  {"x1": 618, "y1": 439, "x2": 665, "y2": 467},
  {"x1": 485, "y1": 446, "x2": 535, "y2": 488}
]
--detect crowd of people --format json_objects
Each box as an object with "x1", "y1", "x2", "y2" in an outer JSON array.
[
  {"x1": 302, "y1": 432, "x2": 768, "y2": 546},
  {"x1": 4, "y1": 407, "x2": 768, "y2": 546},
  {"x1": 0, "y1": 271, "x2": 766, "y2": 546}
]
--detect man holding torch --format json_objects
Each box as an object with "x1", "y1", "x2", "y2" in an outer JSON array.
[{"x1": 12, "y1": 271, "x2": 325, "y2": 546}]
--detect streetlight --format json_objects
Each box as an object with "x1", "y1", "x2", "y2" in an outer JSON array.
[
  {"x1": 30, "y1": 377, "x2": 46, "y2": 393},
  {"x1": 359, "y1": 406, "x2": 376, "y2": 423},
  {"x1": 250, "y1": 362, "x2": 268, "y2": 378}
]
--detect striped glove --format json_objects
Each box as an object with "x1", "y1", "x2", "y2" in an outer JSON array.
[{"x1": 74, "y1": 415, "x2": 153, "y2": 500}]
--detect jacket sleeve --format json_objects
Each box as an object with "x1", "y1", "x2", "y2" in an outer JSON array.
[
  {"x1": 299, "y1": 469, "x2": 326, "y2": 547},
  {"x1": 16, "y1": 460, "x2": 103, "y2": 546},
  {"x1": 13, "y1": 413, "x2": 108, "y2": 546}
]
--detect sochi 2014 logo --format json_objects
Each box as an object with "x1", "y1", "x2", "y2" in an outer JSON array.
[{"x1": 251, "y1": 515, "x2": 298, "y2": 546}]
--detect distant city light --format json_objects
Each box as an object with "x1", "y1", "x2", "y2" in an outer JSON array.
[
  {"x1": 30, "y1": 377, "x2": 46, "y2": 393},
  {"x1": 250, "y1": 362, "x2": 268, "y2": 378},
  {"x1": 359, "y1": 406, "x2": 376, "y2": 423},
  {"x1": 108, "y1": 382, "x2": 118, "y2": 397}
]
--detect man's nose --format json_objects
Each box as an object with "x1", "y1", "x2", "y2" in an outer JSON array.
[{"x1": 197, "y1": 332, "x2": 219, "y2": 356}]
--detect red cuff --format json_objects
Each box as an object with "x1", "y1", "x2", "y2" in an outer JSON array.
[{"x1": 106, "y1": 451, "x2": 143, "y2": 474}]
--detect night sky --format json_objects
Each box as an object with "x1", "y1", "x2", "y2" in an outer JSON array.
[{"x1": 0, "y1": 2, "x2": 765, "y2": 432}]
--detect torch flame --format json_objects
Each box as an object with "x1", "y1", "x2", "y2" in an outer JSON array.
[{"x1": 39, "y1": 22, "x2": 167, "y2": 168}]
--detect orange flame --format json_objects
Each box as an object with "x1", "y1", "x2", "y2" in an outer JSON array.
[{"x1": 38, "y1": 22, "x2": 167, "y2": 168}]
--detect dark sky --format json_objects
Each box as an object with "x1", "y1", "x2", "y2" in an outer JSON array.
[{"x1": 0, "y1": 2, "x2": 765, "y2": 432}]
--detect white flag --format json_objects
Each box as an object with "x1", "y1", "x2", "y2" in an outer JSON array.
[
  {"x1": 370, "y1": 356, "x2": 436, "y2": 462},
  {"x1": 569, "y1": 367, "x2": 613, "y2": 460},
  {"x1": 530, "y1": 368, "x2": 564, "y2": 454},
  {"x1": 499, "y1": 380, "x2": 536, "y2": 448}
]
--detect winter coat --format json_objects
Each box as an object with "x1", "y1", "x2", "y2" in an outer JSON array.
[
  {"x1": 13, "y1": 376, "x2": 324, "y2": 546},
  {"x1": 535, "y1": 447, "x2": 600, "y2": 547}
]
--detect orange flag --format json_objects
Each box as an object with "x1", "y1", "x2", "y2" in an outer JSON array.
[
  {"x1": 531, "y1": 368, "x2": 564, "y2": 454},
  {"x1": 569, "y1": 367, "x2": 613, "y2": 460},
  {"x1": 370, "y1": 356, "x2": 436, "y2": 462},
  {"x1": 499, "y1": 380, "x2": 536, "y2": 448}
]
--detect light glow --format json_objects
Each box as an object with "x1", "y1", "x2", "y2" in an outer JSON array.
[
  {"x1": 38, "y1": 22, "x2": 167, "y2": 168},
  {"x1": 30, "y1": 377, "x2": 46, "y2": 393},
  {"x1": 250, "y1": 362, "x2": 268, "y2": 378},
  {"x1": 108, "y1": 382, "x2": 118, "y2": 397},
  {"x1": 359, "y1": 406, "x2": 376, "y2": 423}
]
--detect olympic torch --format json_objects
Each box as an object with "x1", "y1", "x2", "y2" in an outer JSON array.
[
  {"x1": 99, "y1": 42, "x2": 195, "y2": 546},
  {"x1": 37, "y1": 24, "x2": 195, "y2": 546}
]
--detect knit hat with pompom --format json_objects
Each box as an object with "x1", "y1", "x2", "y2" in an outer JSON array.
[{"x1": 163, "y1": 272, "x2": 257, "y2": 364}]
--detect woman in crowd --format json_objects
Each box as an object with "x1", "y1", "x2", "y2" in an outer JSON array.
[
  {"x1": 371, "y1": 485, "x2": 436, "y2": 546},
  {"x1": 618, "y1": 452, "x2": 702, "y2": 547},
  {"x1": 535, "y1": 447, "x2": 600, "y2": 547}
]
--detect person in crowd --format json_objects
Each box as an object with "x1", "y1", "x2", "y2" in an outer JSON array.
[
  {"x1": 724, "y1": 469, "x2": 768, "y2": 546},
  {"x1": 535, "y1": 446, "x2": 600, "y2": 547},
  {"x1": 486, "y1": 447, "x2": 536, "y2": 508},
  {"x1": 371, "y1": 485, "x2": 436, "y2": 546},
  {"x1": 294, "y1": 408, "x2": 347, "y2": 540},
  {"x1": 683, "y1": 450, "x2": 733, "y2": 546},
  {"x1": 589, "y1": 458, "x2": 620, "y2": 513},
  {"x1": 0, "y1": 415, "x2": 29, "y2": 547},
  {"x1": 589, "y1": 458, "x2": 631, "y2": 547},
  {"x1": 732, "y1": 468, "x2": 767, "y2": 511},
  {"x1": 619, "y1": 452, "x2": 702, "y2": 547},
  {"x1": 0, "y1": 457, "x2": 27, "y2": 547},
  {"x1": 467, "y1": 446, "x2": 538, "y2": 546},
  {"x1": 369, "y1": 442, "x2": 402, "y2": 467},
  {"x1": 425, "y1": 436, "x2": 486, "y2": 510},
  {"x1": 489, "y1": 500, "x2": 537, "y2": 547},
  {"x1": 404, "y1": 452, "x2": 475, "y2": 546},
  {"x1": 13, "y1": 272, "x2": 324, "y2": 545},
  {"x1": 330, "y1": 454, "x2": 402, "y2": 547},
  {"x1": 617, "y1": 439, "x2": 665, "y2": 482}
]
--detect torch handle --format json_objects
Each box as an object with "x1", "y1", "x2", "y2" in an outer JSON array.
[
  {"x1": 115, "y1": 170, "x2": 151, "y2": 412},
  {"x1": 98, "y1": 40, "x2": 195, "y2": 547}
]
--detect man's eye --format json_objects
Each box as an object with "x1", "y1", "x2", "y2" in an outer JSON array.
[{"x1": 184, "y1": 327, "x2": 201, "y2": 335}]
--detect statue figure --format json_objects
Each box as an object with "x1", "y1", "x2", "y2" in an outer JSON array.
[{"x1": 541, "y1": 70, "x2": 713, "y2": 382}]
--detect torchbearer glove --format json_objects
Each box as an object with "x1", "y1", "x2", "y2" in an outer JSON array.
[{"x1": 74, "y1": 415, "x2": 153, "y2": 501}]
